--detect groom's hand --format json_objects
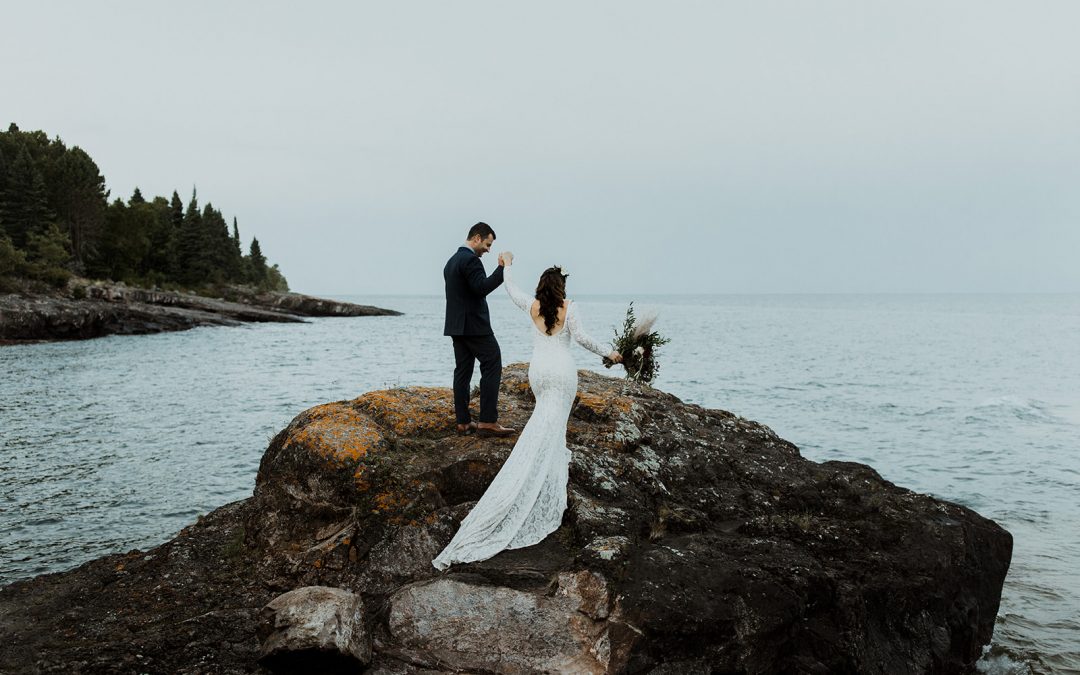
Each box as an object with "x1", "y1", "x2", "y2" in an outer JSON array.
[{"x1": 501, "y1": 251, "x2": 514, "y2": 266}]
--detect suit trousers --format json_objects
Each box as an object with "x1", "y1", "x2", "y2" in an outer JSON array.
[{"x1": 451, "y1": 334, "x2": 502, "y2": 424}]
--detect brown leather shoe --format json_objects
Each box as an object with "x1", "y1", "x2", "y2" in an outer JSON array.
[
  {"x1": 456, "y1": 422, "x2": 478, "y2": 436},
  {"x1": 476, "y1": 424, "x2": 517, "y2": 438}
]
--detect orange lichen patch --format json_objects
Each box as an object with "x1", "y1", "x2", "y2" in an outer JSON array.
[
  {"x1": 286, "y1": 403, "x2": 384, "y2": 466},
  {"x1": 367, "y1": 479, "x2": 436, "y2": 526},
  {"x1": 567, "y1": 420, "x2": 588, "y2": 435},
  {"x1": 575, "y1": 391, "x2": 634, "y2": 418},
  {"x1": 372, "y1": 489, "x2": 412, "y2": 513},
  {"x1": 353, "y1": 387, "x2": 456, "y2": 437}
]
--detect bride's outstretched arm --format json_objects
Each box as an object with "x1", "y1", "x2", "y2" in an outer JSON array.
[
  {"x1": 503, "y1": 266, "x2": 533, "y2": 313},
  {"x1": 566, "y1": 302, "x2": 613, "y2": 358}
]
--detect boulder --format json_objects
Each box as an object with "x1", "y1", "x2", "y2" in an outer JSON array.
[
  {"x1": 0, "y1": 364, "x2": 1012, "y2": 673},
  {"x1": 258, "y1": 586, "x2": 371, "y2": 673},
  {"x1": 383, "y1": 572, "x2": 637, "y2": 674},
  {"x1": 243, "y1": 364, "x2": 1012, "y2": 673}
]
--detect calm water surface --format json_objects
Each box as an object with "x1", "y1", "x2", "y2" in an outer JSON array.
[{"x1": 2, "y1": 293, "x2": 1077, "y2": 673}]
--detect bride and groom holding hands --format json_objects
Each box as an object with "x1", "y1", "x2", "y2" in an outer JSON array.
[{"x1": 434, "y1": 222, "x2": 622, "y2": 570}]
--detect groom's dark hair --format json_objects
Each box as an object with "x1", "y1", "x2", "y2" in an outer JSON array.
[{"x1": 467, "y1": 222, "x2": 496, "y2": 241}]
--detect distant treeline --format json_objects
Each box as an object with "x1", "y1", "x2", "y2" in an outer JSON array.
[{"x1": 0, "y1": 123, "x2": 287, "y2": 292}]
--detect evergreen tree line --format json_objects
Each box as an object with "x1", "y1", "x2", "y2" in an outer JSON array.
[{"x1": 0, "y1": 123, "x2": 287, "y2": 292}]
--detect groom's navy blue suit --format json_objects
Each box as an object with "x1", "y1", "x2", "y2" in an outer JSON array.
[{"x1": 444, "y1": 246, "x2": 505, "y2": 424}]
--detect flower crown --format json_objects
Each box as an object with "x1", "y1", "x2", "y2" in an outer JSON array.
[{"x1": 551, "y1": 265, "x2": 569, "y2": 278}]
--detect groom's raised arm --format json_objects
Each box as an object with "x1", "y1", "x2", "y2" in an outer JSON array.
[{"x1": 463, "y1": 255, "x2": 505, "y2": 297}]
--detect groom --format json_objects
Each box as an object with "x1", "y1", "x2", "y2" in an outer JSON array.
[{"x1": 444, "y1": 222, "x2": 517, "y2": 438}]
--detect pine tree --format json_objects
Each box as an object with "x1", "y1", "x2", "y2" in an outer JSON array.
[
  {"x1": 169, "y1": 191, "x2": 183, "y2": 229},
  {"x1": 142, "y1": 196, "x2": 174, "y2": 282},
  {"x1": 90, "y1": 198, "x2": 150, "y2": 280},
  {"x1": 0, "y1": 145, "x2": 8, "y2": 239},
  {"x1": 49, "y1": 145, "x2": 107, "y2": 272},
  {"x1": 0, "y1": 144, "x2": 53, "y2": 249},
  {"x1": 228, "y1": 217, "x2": 243, "y2": 281},
  {"x1": 248, "y1": 236, "x2": 267, "y2": 285},
  {"x1": 175, "y1": 189, "x2": 205, "y2": 285},
  {"x1": 130, "y1": 187, "x2": 145, "y2": 204},
  {"x1": 200, "y1": 202, "x2": 231, "y2": 282}
]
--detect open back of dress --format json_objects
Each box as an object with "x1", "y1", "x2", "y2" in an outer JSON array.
[{"x1": 432, "y1": 268, "x2": 609, "y2": 570}]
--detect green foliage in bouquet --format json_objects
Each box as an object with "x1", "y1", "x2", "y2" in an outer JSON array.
[{"x1": 603, "y1": 303, "x2": 670, "y2": 385}]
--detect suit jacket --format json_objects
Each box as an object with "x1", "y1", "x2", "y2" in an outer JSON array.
[{"x1": 444, "y1": 246, "x2": 505, "y2": 336}]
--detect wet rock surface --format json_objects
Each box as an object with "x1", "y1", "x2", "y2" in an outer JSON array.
[
  {"x1": 0, "y1": 281, "x2": 400, "y2": 343},
  {"x1": 0, "y1": 365, "x2": 1012, "y2": 673}
]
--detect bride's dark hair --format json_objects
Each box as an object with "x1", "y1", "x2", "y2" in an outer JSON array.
[{"x1": 535, "y1": 267, "x2": 568, "y2": 335}]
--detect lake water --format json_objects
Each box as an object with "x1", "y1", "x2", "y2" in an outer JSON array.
[{"x1": 2, "y1": 293, "x2": 1077, "y2": 673}]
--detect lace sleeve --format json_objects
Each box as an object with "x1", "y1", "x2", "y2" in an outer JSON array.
[
  {"x1": 566, "y1": 302, "x2": 610, "y2": 357},
  {"x1": 503, "y1": 266, "x2": 533, "y2": 313}
]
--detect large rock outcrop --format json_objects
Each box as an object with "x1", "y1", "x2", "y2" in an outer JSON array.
[
  {"x1": 0, "y1": 365, "x2": 1012, "y2": 673},
  {"x1": 0, "y1": 281, "x2": 401, "y2": 342}
]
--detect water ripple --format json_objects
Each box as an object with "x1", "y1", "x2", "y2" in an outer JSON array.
[{"x1": 2, "y1": 293, "x2": 1079, "y2": 671}]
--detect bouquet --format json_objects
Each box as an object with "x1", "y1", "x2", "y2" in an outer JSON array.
[{"x1": 603, "y1": 303, "x2": 670, "y2": 385}]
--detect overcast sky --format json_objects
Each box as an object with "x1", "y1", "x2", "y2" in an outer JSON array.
[{"x1": 4, "y1": 1, "x2": 1078, "y2": 294}]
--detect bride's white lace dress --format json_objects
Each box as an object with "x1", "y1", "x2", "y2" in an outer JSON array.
[{"x1": 432, "y1": 267, "x2": 610, "y2": 571}]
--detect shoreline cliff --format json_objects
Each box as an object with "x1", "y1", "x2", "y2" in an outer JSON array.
[
  {"x1": 0, "y1": 280, "x2": 401, "y2": 344},
  {"x1": 0, "y1": 365, "x2": 1012, "y2": 673}
]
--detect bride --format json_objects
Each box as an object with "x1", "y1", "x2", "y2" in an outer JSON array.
[{"x1": 432, "y1": 253, "x2": 621, "y2": 571}]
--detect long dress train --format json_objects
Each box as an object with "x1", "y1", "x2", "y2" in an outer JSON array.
[{"x1": 432, "y1": 267, "x2": 609, "y2": 570}]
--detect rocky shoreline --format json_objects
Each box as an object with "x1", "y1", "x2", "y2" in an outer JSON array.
[
  {"x1": 0, "y1": 366, "x2": 1012, "y2": 673},
  {"x1": 0, "y1": 281, "x2": 401, "y2": 343}
]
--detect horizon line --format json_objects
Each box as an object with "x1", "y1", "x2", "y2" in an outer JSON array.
[{"x1": 303, "y1": 290, "x2": 1080, "y2": 297}]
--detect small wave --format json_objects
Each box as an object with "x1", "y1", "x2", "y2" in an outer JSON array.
[
  {"x1": 913, "y1": 405, "x2": 956, "y2": 417},
  {"x1": 976, "y1": 646, "x2": 1036, "y2": 675},
  {"x1": 975, "y1": 397, "x2": 1061, "y2": 423},
  {"x1": 158, "y1": 510, "x2": 201, "y2": 520},
  {"x1": 1044, "y1": 618, "x2": 1080, "y2": 631},
  {"x1": 977, "y1": 647, "x2": 1036, "y2": 675},
  {"x1": 1007, "y1": 581, "x2": 1066, "y2": 603},
  {"x1": 25, "y1": 517, "x2": 63, "y2": 526},
  {"x1": 998, "y1": 509, "x2": 1053, "y2": 526}
]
